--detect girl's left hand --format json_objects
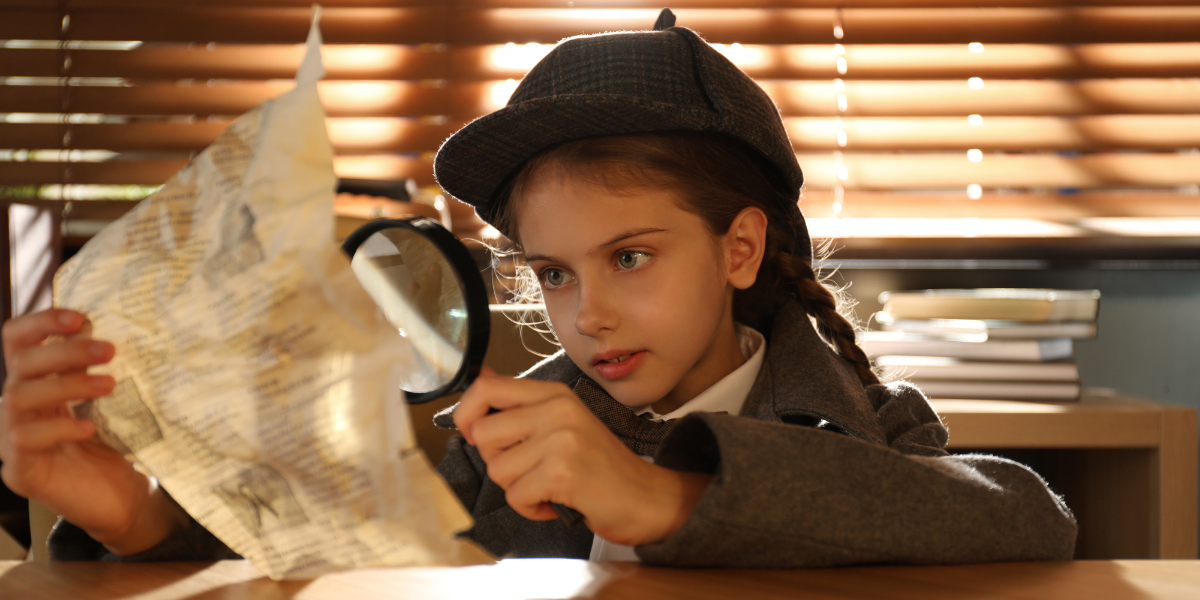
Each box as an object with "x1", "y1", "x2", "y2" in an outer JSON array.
[{"x1": 453, "y1": 370, "x2": 712, "y2": 547}]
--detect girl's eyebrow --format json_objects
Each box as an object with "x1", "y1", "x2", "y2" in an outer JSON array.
[{"x1": 524, "y1": 227, "x2": 667, "y2": 264}]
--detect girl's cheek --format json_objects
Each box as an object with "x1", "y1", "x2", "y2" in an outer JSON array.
[{"x1": 543, "y1": 286, "x2": 579, "y2": 327}]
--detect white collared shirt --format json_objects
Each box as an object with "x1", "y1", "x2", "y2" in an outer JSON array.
[{"x1": 589, "y1": 324, "x2": 767, "y2": 562}]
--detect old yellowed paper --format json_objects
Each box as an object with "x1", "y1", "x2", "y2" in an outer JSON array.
[{"x1": 53, "y1": 13, "x2": 484, "y2": 579}]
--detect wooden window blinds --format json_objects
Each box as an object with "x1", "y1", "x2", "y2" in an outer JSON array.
[{"x1": 1, "y1": 1, "x2": 1198, "y2": 257}]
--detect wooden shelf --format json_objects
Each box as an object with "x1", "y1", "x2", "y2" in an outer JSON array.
[
  {"x1": 933, "y1": 392, "x2": 1197, "y2": 559},
  {"x1": 935, "y1": 393, "x2": 1188, "y2": 449}
]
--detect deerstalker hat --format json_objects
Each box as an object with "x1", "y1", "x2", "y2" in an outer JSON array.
[{"x1": 434, "y1": 8, "x2": 811, "y2": 260}]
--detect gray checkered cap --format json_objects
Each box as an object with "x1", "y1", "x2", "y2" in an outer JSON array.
[{"x1": 433, "y1": 14, "x2": 811, "y2": 260}]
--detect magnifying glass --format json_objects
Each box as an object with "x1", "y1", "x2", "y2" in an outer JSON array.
[{"x1": 341, "y1": 217, "x2": 583, "y2": 527}]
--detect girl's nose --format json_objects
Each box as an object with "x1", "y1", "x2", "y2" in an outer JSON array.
[{"x1": 573, "y1": 282, "x2": 619, "y2": 337}]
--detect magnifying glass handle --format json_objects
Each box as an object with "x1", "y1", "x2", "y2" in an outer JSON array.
[{"x1": 552, "y1": 503, "x2": 584, "y2": 528}]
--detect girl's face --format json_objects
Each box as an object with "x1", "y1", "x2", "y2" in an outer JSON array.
[{"x1": 516, "y1": 168, "x2": 749, "y2": 413}]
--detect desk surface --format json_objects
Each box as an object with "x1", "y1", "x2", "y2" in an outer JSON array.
[{"x1": 0, "y1": 559, "x2": 1198, "y2": 600}]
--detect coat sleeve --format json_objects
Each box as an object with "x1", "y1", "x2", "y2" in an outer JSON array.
[
  {"x1": 47, "y1": 512, "x2": 240, "y2": 562},
  {"x1": 634, "y1": 395, "x2": 1077, "y2": 567}
]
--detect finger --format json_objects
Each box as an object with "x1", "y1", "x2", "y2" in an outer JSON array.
[
  {"x1": 504, "y1": 464, "x2": 572, "y2": 522},
  {"x1": 2, "y1": 310, "x2": 86, "y2": 354},
  {"x1": 6, "y1": 338, "x2": 114, "y2": 382},
  {"x1": 454, "y1": 377, "x2": 573, "y2": 444},
  {"x1": 6, "y1": 417, "x2": 95, "y2": 453},
  {"x1": 484, "y1": 431, "x2": 547, "y2": 490},
  {"x1": 4, "y1": 374, "x2": 116, "y2": 420},
  {"x1": 469, "y1": 406, "x2": 541, "y2": 462}
]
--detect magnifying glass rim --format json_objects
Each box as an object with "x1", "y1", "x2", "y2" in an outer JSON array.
[{"x1": 341, "y1": 217, "x2": 490, "y2": 404}]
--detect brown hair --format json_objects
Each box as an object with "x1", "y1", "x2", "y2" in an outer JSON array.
[{"x1": 492, "y1": 131, "x2": 880, "y2": 387}]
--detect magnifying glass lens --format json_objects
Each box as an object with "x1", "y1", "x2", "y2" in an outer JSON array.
[{"x1": 349, "y1": 228, "x2": 469, "y2": 394}]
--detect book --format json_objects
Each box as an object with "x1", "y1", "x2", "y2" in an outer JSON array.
[
  {"x1": 875, "y1": 356, "x2": 1079, "y2": 382},
  {"x1": 878, "y1": 289, "x2": 1101, "y2": 322},
  {"x1": 858, "y1": 331, "x2": 1074, "y2": 362},
  {"x1": 911, "y1": 380, "x2": 1081, "y2": 401},
  {"x1": 875, "y1": 316, "x2": 1097, "y2": 340}
]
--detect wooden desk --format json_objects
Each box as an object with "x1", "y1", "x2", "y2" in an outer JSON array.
[
  {"x1": 933, "y1": 394, "x2": 1198, "y2": 560},
  {"x1": 1, "y1": 559, "x2": 1198, "y2": 600},
  {"x1": 19, "y1": 394, "x2": 1199, "y2": 565}
]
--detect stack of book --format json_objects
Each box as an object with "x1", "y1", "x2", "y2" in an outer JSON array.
[{"x1": 859, "y1": 289, "x2": 1101, "y2": 401}]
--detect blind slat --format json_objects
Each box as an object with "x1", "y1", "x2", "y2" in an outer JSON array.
[
  {"x1": 764, "y1": 80, "x2": 1200, "y2": 117},
  {"x1": 52, "y1": 7, "x2": 1200, "y2": 45},
  {"x1": 798, "y1": 190, "x2": 1200, "y2": 219},
  {"x1": 17, "y1": 189, "x2": 1197, "y2": 227},
  {"x1": 5, "y1": 80, "x2": 1195, "y2": 122},
  {"x1": 0, "y1": 82, "x2": 491, "y2": 118},
  {"x1": 461, "y1": 7, "x2": 1200, "y2": 45},
  {"x1": 0, "y1": 159, "x2": 188, "y2": 185},
  {"x1": 0, "y1": 122, "x2": 222, "y2": 151},
  {"x1": 0, "y1": 46, "x2": 449, "y2": 81},
  {"x1": 0, "y1": 156, "x2": 436, "y2": 186},
  {"x1": 4, "y1": 116, "x2": 1195, "y2": 153},
  {"x1": 7, "y1": 44, "x2": 1200, "y2": 81},
  {"x1": 0, "y1": 10, "x2": 62, "y2": 39},
  {"x1": 66, "y1": 8, "x2": 444, "y2": 44},
  {"x1": 798, "y1": 152, "x2": 1200, "y2": 189},
  {"x1": 0, "y1": 121, "x2": 465, "y2": 153},
  {"x1": 43, "y1": 1, "x2": 1200, "y2": 8},
  {"x1": 0, "y1": 49, "x2": 62, "y2": 77},
  {"x1": 786, "y1": 116, "x2": 1200, "y2": 151},
  {"x1": 744, "y1": 43, "x2": 1200, "y2": 80},
  {"x1": 7, "y1": 149, "x2": 1193, "y2": 190},
  {"x1": 0, "y1": 155, "x2": 439, "y2": 186},
  {"x1": 26, "y1": 191, "x2": 1200, "y2": 235}
]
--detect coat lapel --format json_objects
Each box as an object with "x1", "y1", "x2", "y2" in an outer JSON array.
[{"x1": 740, "y1": 302, "x2": 887, "y2": 446}]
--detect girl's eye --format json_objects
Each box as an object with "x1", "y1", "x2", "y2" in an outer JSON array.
[
  {"x1": 616, "y1": 251, "x2": 649, "y2": 270},
  {"x1": 539, "y1": 268, "x2": 574, "y2": 289}
]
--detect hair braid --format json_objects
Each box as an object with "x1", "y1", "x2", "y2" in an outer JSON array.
[{"x1": 771, "y1": 253, "x2": 881, "y2": 387}]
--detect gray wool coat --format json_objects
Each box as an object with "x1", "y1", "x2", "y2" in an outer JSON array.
[
  {"x1": 48, "y1": 301, "x2": 1076, "y2": 566},
  {"x1": 432, "y1": 301, "x2": 1078, "y2": 567}
]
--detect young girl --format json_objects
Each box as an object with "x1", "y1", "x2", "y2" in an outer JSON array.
[{"x1": 0, "y1": 13, "x2": 1076, "y2": 565}]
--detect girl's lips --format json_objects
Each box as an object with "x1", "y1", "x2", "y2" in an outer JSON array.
[{"x1": 592, "y1": 351, "x2": 646, "y2": 381}]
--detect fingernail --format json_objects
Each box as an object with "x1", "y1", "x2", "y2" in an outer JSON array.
[
  {"x1": 88, "y1": 341, "x2": 112, "y2": 358},
  {"x1": 90, "y1": 376, "x2": 113, "y2": 391},
  {"x1": 58, "y1": 312, "x2": 79, "y2": 327}
]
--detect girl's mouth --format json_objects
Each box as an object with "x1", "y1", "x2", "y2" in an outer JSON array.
[{"x1": 593, "y1": 351, "x2": 646, "y2": 380}]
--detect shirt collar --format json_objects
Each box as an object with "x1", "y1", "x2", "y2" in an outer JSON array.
[{"x1": 634, "y1": 324, "x2": 766, "y2": 422}]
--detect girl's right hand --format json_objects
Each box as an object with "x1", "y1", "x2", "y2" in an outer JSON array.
[{"x1": 0, "y1": 309, "x2": 187, "y2": 555}]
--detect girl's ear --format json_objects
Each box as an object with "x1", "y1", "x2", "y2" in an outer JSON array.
[{"x1": 724, "y1": 207, "x2": 768, "y2": 290}]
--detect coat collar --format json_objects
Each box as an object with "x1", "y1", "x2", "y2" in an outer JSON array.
[{"x1": 739, "y1": 301, "x2": 886, "y2": 445}]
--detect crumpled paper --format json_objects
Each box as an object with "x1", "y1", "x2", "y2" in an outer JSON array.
[{"x1": 54, "y1": 10, "x2": 488, "y2": 579}]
